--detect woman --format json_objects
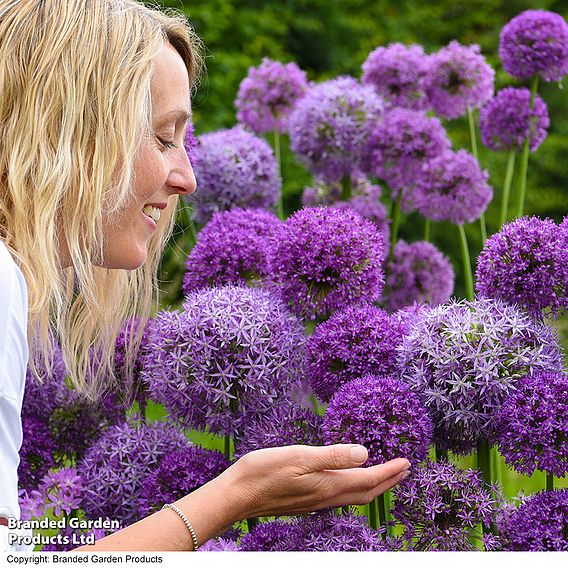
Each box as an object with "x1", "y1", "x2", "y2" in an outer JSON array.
[{"x1": 0, "y1": 0, "x2": 410, "y2": 551}]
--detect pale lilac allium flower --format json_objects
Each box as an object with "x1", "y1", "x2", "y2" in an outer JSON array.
[
  {"x1": 323, "y1": 374, "x2": 433, "y2": 466},
  {"x1": 476, "y1": 216, "x2": 568, "y2": 318},
  {"x1": 183, "y1": 208, "x2": 282, "y2": 293},
  {"x1": 141, "y1": 286, "x2": 305, "y2": 436},
  {"x1": 479, "y1": 87, "x2": 550, "y2": 152},
  {"x1": 496, "y1": 371, "x2": 568, "y2": 478},
  {"x1": 19, "y1": 489, "x2": 45, "y2": 521},
  {"x1": 397, "y1": 298, "x2": 565, "y2": 453},
  {"x1": 189, "y1": 126, "x2": 280, "y2": 224},
  {"x1": 39, "y1": 467, "x2": 84, "y2": 517},
  {"x1": 307, "y1": 303, "x2": 407, "y2": 403},
  {"x1": 267, "y1": 207, "x2": 385, "y2": 320},
  {"x1": 199, "y1": 538, "x2": 240, "y2": 551},
  {"x1": 413, "y1": 149, "x2": 492, "y2": 225},
  {"x1": 362, "y1": 43, "x2": 432, "y2": 110},
  {"x1": 385, "y1": 240, "x2": 455, "y2": 312},
  {"x1": 499, "y1": 10, "x2": 568, "y2": 82},
  {"x1": 392, "y1": 461, "x2": 497, "y2": 551},
  {"x1": 235, "y1": 58, "x2": 308, "y2": 133},
  {"x1": 288, "y1": 76, "x2": 384, "y2": 182},
  {"x1": 426, "y1": 41, "x2": 494, "y2": 119}
]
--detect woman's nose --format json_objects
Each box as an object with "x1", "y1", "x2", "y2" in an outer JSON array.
[{"x1": 168, "y1": 147, "x2": 197, "y2": 196}]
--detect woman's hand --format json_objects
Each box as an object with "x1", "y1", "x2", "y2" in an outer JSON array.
[{"x1": 217, "y1": 444, "x2": 411, "y2": 520}]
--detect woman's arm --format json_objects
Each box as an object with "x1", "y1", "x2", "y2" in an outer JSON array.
[{"x1": 77, "y1": 444, "x2": 410, "y2": 551}]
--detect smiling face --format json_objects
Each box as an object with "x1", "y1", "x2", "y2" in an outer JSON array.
[{"x1": 100, "y1": 42, "x2": 197, "y2": 270}]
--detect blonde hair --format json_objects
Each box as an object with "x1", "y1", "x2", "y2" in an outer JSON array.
[{"x1": 0, "y1": 0, "x2": 203, "y2": 400}]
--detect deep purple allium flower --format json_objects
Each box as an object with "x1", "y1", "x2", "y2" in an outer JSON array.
[
  {"x1": 39, "y1": 467, "x2": 84, "y2": 517},
  {"x1": 385, "y1": 240, "x2": 455, "y2": 312},
  {"x1": 499, "y1": 10, "x2": 568, "y2": 82},
  {"x1": 476, "y1": 216, "x2": 568, "y2": 318},
  {"x1": 397, "y1": 298, "x2": 565, "y2": 453},
  {"x1": 267, "y1": 207, "x2": 385, "y2": 320},
  {"x1": 366, "y1": 108, "x2": 451, "y2": 207},
  {"x1": 288, "y1": 76, "x2": 384, "y2": 182},
  {"x1": 189, "y1": 126, "x2": 280, "y2": 224},
  {"x1": 499, "y1": 489, "x2": 568, "y2": 550},
  {"x1": 306, "y1": 303, "x2": 407, "y2": 403},
  {"x1": 413, "y1": 149, "x2": 492, "y2": 225},
  {"x1": 234, "y1": 404, "x2": 323, "y2": 460},
  {"x1": 235, "y1": 58, "x2": 308, "y2": 133},
  {"x1": 139, "y1": 447, "x2": 230, "y2": 516},
  {"x1": 479, "y1": 87, "x2": 549, "y2": 153},
  {"x1": 199, "y1": 538, "x2": 240, "y2": 552},
  {"x1": 362, "y1": 43, "x2": 432, "y2": 110},
  {"x1": 79, "y1": 419, "x2": 191, "y2": 525},
  {"x1": 239, "y1": 519, "x2": 301, "y2": 551},
  {"x1": 183, "y1": 208, "x2": 282, "y2": 294},
  {"x1": 426, "y1": 41, "x2": 494, "y2": 119},
  {"x1": 18, "y1": 415, "x2": 56, "y2": 489},
  {"x1": 141, "y1": 286, "x2": 305, "y2": 436},
  {"x1": 495, "y1": 371, "x2": 568, "y2": 478},
  {"x1": 392, "y1": 460, "x2": 497, "y2": 551},
  {"x1": 184, "y1": 120, "x2": 198, "y2": 158},
  {"x1": 323, "y1": 374, "x2": 433, "y2": 466}
]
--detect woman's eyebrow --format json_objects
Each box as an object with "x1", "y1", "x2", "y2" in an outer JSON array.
[{"x1": 155, "y1": 109, "x2": 192, "y2": 125}]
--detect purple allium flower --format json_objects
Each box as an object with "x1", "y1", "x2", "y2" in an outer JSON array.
[
  {"x1": 235, "y1": 58, "x2": 308, "y2": 133},
  {"x1": 361, "y1": 43, "x2": 432, "y2": 110},
  {"x1": 479, "y1": 87, "x2": 550, "y2": 153},
  {"x1": 426, "y1": 41, "x2": 494, "y2": 119},
  {"x1": 239, "y1": 519, "x2": 301, "y2": 551},
  {"x1": 18, "y1": 415, "x2": 56, "y2": 489},
  {"x1": 385, "y1": 240, "x2": 455, "y2": 312},
  {"x1": 499, "y1": 10, "x2": 568, "y2": 82},
  {"x1": 306, "y1": 304, "x2": 407, "y2": 403},
  {"x1": 199, "y1": 538, "x2": 240, "y2": 552},
  {"x1": 397, "y1": 298, "x2": 565, "y2": 453},
  {"x1": 495, "y1": 371, "x2": 568, "y2": 478},
  {"x1": 39, "y1": 467, "x2": 83, "y2": 517},
  {"x1": 234, "y1": 404, "x2": 323, "y2": 460},
  {"x1": 267, "y1": 207, "x2": 385, "y2": 320},
  {"x1": 476, "y1": 216, "x2": 568, "y2": 318},
  {"x1": 138, "y1": 447, "x2": 229, "y2": 516},
  {"x1": 366, "y1": 108, "x2": 451, "y2": 208},
  {"x1": 288, "y1": 76, "x2": 384, "y2": 182},
  {"x1": 391, "y1": 460, "x2": 496, "y2": 551},
  {"x1": 184, "y1": 120, "x2": 198, "y2": 159},
  {"x1": 141, "y1": 286, "x2": 305, "y2": 436},
  {"x1": 189, "y1": 126, "x2": 280, "y2": 224},
  {"x1": 499, "y1": 489, "x2": 568, "y2": 550},
  {"x1": 323, "y1": 374, "x2": 433, "y2": 466},
  {"x1": 19, "y1": 488, "x2": 45, "y2": 521},
  {"x1": 183, "y1": 208, "x2": 282, "y2": 294},
  {"x1": 413, "y1": 149, "x2": 492, "y2": 225},
  {"x1": 79, "y1": 419, "x2": 191, "y2": 525}
]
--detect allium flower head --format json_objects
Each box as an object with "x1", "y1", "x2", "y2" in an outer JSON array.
[
  {"x1": 306, "y1": 303, "x2": 407, "y2": 402},
  {"x1": 39, "y1": 467, "x2": 84, "y2": 517},
  {"x1": 183, "y1": 208, "x2": 282, "y2": 294},
  {"x1": 362, "y1": 43, "x2": 432, "y2": 110},
  {"x1": 499, "y1": 10, "x2": 568, "y2": 82},
  {"x1": 288, "y1": 76, "x2": 384, "y2": 182},
  {"x1": 392, "y1": 460, "x2": 496, "y2": 551},
  {"x1": 398, "y1": 298, "x2": 565, "y2": 453},
  {"x1": 267, "y1": 207, "x2": 385, "y2": 320},
  {"x1": 496, "y1": 371, "x2": 568, "y2": 478},
  {"x1": 184, "y1": 120, "x2": 198, "y2": 158},
  {"x1": 189, "y1": 126, "x2": 280, "y2": 224},
  {"x1": 499, "y1": 489, "x2": 568, "y2": 550},
  {"x1": 426, "y1": 41, "x2": 495, "y2": 119},
  {"x1": 476, "y1": 216, "x2": 568, "y2": 317},
  {"x1": 479, "y1": 87, "x2": 550, "y2": 152},
  {"x1": 385, "y1": 240, "x2": 455, "y2": 312},
  {"x1": 239, "y1": 519, "x2": 301, "y2": 551},
  {"x1": 19, "y1": 415, "x2": 55, "y2": 489},
  {"x1": 79, "y1": 419, "x2": 191, "y2": 525},
  {"x1": 19, "y1": 488, "x2": 45, "y2": 521},
  {"x1": 367, "y1": 108, "x2": 451, "y2": 203},
  {"x1": 141, "y1": 286, "x2": 306, "y2": 436},
  {"x1": 413, "y1": 149, "x2": 492, "y2": 225},
  {"x1": 139, "y1": 447, "x2": 229, "y2": 516},
  {"x1": 199, "y1": 538, "x2": 240, "y2": 551},
  {"x1": 323, "y1": 374, "x2": 433, "y2": 465},
  {"x1": 235, "y1": 58, "x2": 308, "y2": 133}
]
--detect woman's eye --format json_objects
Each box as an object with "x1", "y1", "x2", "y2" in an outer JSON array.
[{"x1": 156, "y1": 136, "x2": 178, "y2": 150}]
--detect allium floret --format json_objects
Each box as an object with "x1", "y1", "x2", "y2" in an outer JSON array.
[
  {"x1": 199, "y1": 538, "x2": 240, "y2": 551},
  {"x1": 39, "y1": 467, "x2": 84, "y2": 517},
  {"x1": 239, "y1": 519, "x2": 300, "y2": 551}
]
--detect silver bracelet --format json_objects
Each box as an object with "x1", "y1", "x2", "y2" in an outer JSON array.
[{"x1": 161, "y1": 503, "x2": 199, "y2": 551}]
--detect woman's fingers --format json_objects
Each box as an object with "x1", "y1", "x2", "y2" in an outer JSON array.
[{"x1": 294, "y1": 444, "x2": 370, "y2": 472}]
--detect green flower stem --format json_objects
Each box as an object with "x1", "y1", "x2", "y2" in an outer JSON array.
[
  {"x1": 477, "y1": 444, "x2": 491, "y2": 485},
  {"x1": 246, "y1": 517, "x2": 259, "y2": 532},
  {"x1": 368, "y1": 497, "x2": 378, "y2": 530},
  {"x1": 468, "y1": 107, "x2": 487, "y2": 245},
  {"x1": 274, "y1": 127, "x2": 284, "y2": 219},
  {"x1": 516, "y1": 75, "x2": 539, "y2": 218},
  {"x1": 341, "y1": 506, "x2": 350, "y2": 515},
  {"x1": 458, "y1": 224, "x2": 474, "y2": 301},
  {"x1": 547, "y1": 472, "x2": 554, "y2": 491},
  {"x1": 377, "y1": 494, "x2": 387, "y2": 539},
  {"x1": 500, "y1": 150, "x2": 516, "y2": 227},
  {"x1": 389, "y1": 191, "x2": 403, "y2": 263},
  {"x1": 341, "y1": 174, "x2": 352, "y2": 201},
  {"x1": 224, "y1": 435, "x2": 231, "y2": 461},
  {"x1": 424, "y1": 218, "x2": 431, "y2": 241},
  {"x1": 435, "y1": 447, "x2": 448, "y2": 462}
]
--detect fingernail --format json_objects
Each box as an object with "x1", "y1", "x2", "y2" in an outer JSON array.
[
  {"x1": 403, "y1": 461, "x2": 411, "y2": 471},
  {"x1": 401, "y1": 470, "x2": 410, "y2": 480},
  {"x1": 350, "y1": 445, "x2": 368, "y2": 463}
]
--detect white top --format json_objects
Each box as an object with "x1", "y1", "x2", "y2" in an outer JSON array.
[{"x1": 0, "y1": 239, "x2": 33, "y2": 551}]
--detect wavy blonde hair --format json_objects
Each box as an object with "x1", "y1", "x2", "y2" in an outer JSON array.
[{"x1": 0, "y1": 0, "x2": 203, "y2": 400}]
